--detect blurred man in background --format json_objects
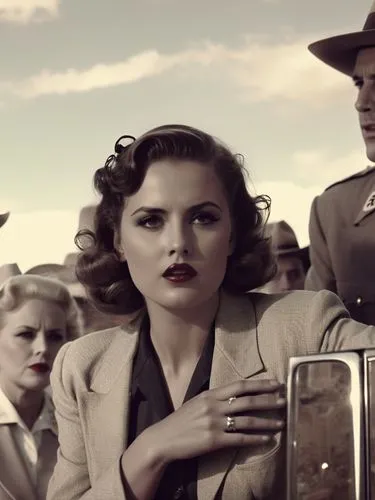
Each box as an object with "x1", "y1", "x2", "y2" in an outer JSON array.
[{"x1": 259, "y1": 220, "x2": 309, "y2": 293}]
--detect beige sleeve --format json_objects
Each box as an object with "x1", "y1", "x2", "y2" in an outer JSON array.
[
  {"x1": 303, "y1": 289, "x2": 375, "y2": 352},
  {"x1": 47, "y1": 343, "x2": 127, "y2": 500}
]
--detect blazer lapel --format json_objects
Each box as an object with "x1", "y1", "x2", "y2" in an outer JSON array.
[
  {"x1": 79, "y1": 325, "x2": 140, "y2": 480},
  {"x1": 74, "y1": 297, "x2": 264, "y2": 499},
  {"x1": 0, "y1": 425, "x2": 37, "y2": 500},
  {"x1": 198, "y1": 291, "x2": 264, "y2": 500}
]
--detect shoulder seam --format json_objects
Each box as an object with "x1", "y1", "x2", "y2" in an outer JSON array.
[{"x1": 325, "y1": 166, "x2": 375, "y2": 191}]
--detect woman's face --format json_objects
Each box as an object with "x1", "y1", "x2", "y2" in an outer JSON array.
[
  {"x1": 116, "y1": 159, "x2": 233, "y2": 311},
  {"x1": 0, "y1": 298, "x2": 68, "y2": 397}
]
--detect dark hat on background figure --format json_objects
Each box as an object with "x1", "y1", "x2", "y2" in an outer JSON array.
[
  {"x1": 25, "y1": 263, "x2": 86, "y2": 298},
  {"x1": 309, "y1": 1, "x2": 375, "y2": 75},
  {"x1": 77, "y1": 204, "x2": 96, "y2": 234},
  {"x1": 265, "y1": 220, "x2": 310, "y2": 272},
  {"x1": 0, "y1": 263, "x2": 22, "y2": 287},
  {"x1": 63, "y1": 204, "x2": 97, "y2": 266},
  {"x1": 0, "y1": 212, "x2": 10, "y2": 228}
]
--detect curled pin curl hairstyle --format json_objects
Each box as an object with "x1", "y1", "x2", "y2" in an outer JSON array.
[{"x1": 75, "y1": 124, "x2": 275, "y2": 315}]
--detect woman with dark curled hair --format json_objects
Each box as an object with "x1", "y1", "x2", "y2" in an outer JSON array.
[
  {"x1": 74, "y1": 125, "x2": 275, "y2": 316},
  {"x1": 47, "y1": 124, "x2": 375, "y2": 500}
]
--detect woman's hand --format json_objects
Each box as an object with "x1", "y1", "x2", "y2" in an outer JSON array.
[{"x1": 143, "y1": 378, "x2": 286, "y2": 465}]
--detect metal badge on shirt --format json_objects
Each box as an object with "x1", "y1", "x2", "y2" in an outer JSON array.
[{"x1": 354, "y1": 189, "x2": 375, "y2": 225}]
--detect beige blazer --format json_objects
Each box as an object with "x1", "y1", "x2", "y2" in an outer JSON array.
[
  {"x1": 0, "y1": 413, "x2": 58, "y2": 500},
  {"x1": 47, "y1": 289, "x2": 375, "y2": 500}
]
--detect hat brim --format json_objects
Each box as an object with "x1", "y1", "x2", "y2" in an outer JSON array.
[
  {"x1": 0, "y1": 212, "x2": 9, "y2": 228},
  {"x1": 275, "y1": 245, "x2": 307, "y2": 256},
  {"x1": 309, "y1": 30, "x2": 375, "y2": 76},
  {"x1": 276, "y1": 246, "x2": 310, "y2": 273}
]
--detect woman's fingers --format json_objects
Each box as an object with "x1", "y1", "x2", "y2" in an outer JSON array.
[
  {"x1": 213, "y1": 379, "x2": 283, "y2": 401},
  {"x1": 223, "y1": 393, "x2": 286, "y2": 413},
  {"x1": 222, "y1": 415, "x2": 285, "y2": 432},
  {"x1": 221, "y1": 433, "x2": 273, "y2": 447}
]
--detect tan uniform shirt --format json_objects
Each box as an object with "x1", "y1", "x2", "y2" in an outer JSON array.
[{"x1": 305, "y1": 166, "x2": 375, "y2": 324}]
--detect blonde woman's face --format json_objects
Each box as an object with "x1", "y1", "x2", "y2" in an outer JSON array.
[
  {"x1": 116, "y1": 159, "x2": 233, "y2": 311},
  {"x1": 0, "y1": 298, "x2": 68, "y2": 397}
]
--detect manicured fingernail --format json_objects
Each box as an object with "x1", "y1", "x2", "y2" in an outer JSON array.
[
  {"x1": 277, "y1": 398, "x2": 286, "y2": 405},
  {"x1": 262, "y1": 435, "x2": 271, "y2": 441},
  {"x1": 276, "y1": 420, "x2": 284, "y2": 428}
]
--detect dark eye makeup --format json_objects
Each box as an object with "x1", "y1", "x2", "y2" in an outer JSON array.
[{"x1": 136, "y1": 210, "x2": 220, "y2": 229}]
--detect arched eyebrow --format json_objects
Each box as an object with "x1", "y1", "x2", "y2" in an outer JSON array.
[
  {"x1": 131, "y1": 201, "x2": 222, "y2": 217},
  {"x1": 15, "y1": 326, "x2": 64, "y2": 335},
  {"x1": 15, "y1": 325, "x2": 36, "y2": 331}
]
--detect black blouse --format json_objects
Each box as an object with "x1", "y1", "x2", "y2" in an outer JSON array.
[{"x1": 127, "y1": 315, "x2": 215, "y2": 500}]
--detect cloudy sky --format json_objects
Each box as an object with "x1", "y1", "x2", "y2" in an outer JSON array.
[{"x1": 0, "y1": 0, "x2": 372, "y2": 270}]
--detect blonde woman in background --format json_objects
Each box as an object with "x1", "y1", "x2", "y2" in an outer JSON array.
[{"x1": 0, "y1": 274, "x2": 82, "y2": 500}]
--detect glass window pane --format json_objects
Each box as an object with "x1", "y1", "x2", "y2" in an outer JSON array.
[{"x1": 292, "y1": 361, "x2": 355, "y2": 499}]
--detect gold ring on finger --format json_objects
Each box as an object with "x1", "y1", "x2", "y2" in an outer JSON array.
[
  {"x1": 225, "y1": 416, "x2": 237, "y2": 433},
  {"x1": 228, "y1": 396, "x2": 236, "y2": 406}
]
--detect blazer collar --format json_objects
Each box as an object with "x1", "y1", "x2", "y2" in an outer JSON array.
[
  {"x1": 88, "y1": 290, "x2": 264, "y2": 395},
  {"x1": 197, "y1": 291, "x2": 265, "y2": 500},
  {"x1": 85, "y1": 290, "x2": 264, "y2": 500},
  {"x1": 213, "y1": 290, "x2": 264, "y2": 382},
  {"x1": 89, "y1": 319, "x2": 141, "y2": 394}
]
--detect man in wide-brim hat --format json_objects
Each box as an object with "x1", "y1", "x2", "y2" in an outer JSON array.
[
  {"x1": 259, "y1": 220, "x2": 309, "y2": 293},
  {"x1": 305, "y1": 1, "x2": 375, "y2": 325}
]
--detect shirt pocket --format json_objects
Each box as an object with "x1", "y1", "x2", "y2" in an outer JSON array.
[
  {"x1": 232, "y1": 434, "x2": 282, "y2": 470},
  {"x1": 224, "y1": 437, "x2": 285, "y2": 500}
]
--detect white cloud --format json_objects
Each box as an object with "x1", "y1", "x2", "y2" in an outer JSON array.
[
  {"x1": 291, "y1": 148, "x2": 370, "y2": 186},
  {"x1": 15, "y1": 51, "x2": 180, "y2": 97},
  {"x1": 1, "y1": 210, "x2": 78, "y2": 271},
  {"x1": 0, "y1": 0, "x2": 60, "y2": 23},
  {"x1": 2, "y1": 36, "x2": 352, "y2": 103},
  {"x1": 230, "y1": 36, "x2": 352, "y2": 104}
]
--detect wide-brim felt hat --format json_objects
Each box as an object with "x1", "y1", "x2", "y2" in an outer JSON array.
[
  {"x1": 0, "y1": 263, "x2": 22, "y2": 286},
  {"x1": 60, "y1": 203, "x2": 98, "y2": 269},
  {"x1": 309, "y1": 0, "x2": 375, "y2": 76},
  {"x1": 0, "y1": 212, "x2": 9, "y2": 228},
  {"x1": 25, "y1": 262, "x2": 87, "y2": 298},
  {"x1": 265, "y1": 220, "x2": 308, "y2": 258}
]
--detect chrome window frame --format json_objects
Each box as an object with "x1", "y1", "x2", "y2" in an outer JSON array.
[
  {"x1": 363, "y1": 349, "x2": 375, "y2": 499},
  {"x1": 286, "y1": 351, "x2": 364, "y2": 500}
]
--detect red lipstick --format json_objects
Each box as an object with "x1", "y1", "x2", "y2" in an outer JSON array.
[
  {"x1": 162, "y1": 263, "x2": 197, "y2": 283},
  {"x1": 29, "y1": 363, "x2": 50, "y2": 373}
]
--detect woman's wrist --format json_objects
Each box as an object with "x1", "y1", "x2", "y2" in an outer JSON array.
[
  {"x1": 140, "y1": 426, "x2": 171, "y2": 471},
  {"x1": 120, "y1": 427, "x2": 170, "y2": 499},
  {"x1": 121, "y1": 426, "x2": 170, "y2": 478}
]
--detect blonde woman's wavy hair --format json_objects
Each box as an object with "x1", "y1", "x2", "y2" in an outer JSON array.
[{"x1": 0, "y1": 274, "x2": 83, "y2": 341}]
